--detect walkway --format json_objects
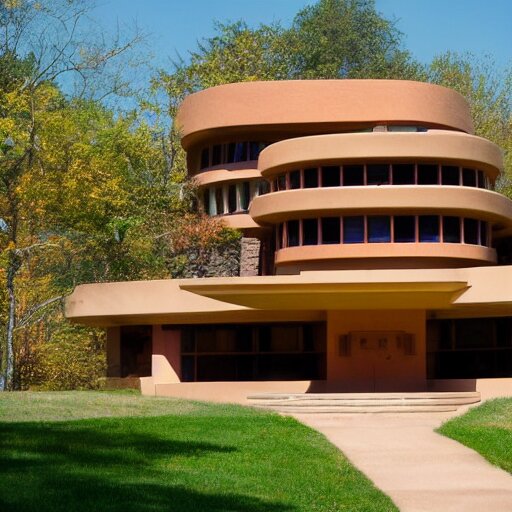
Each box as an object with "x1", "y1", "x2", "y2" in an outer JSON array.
[{"x1": 293, "y1": 411, "x2": 512, "y2": 512}]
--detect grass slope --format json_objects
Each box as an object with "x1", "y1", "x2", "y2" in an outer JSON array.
[
  {"x1": 0, "y1": 391, "x2": 397, "y2": 512},
  {"x1": 438, "y1": 398, "x2": 512, "y2": 473}
]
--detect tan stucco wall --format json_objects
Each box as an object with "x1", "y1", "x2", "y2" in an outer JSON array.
[
  {"x1": 152, "y1": 325, "x2": 181, "y2": 383},
  {"x1": 326, "y1": 310, "x2": 426, "y2": 390},
  {"x1": 258, "y1": 131, "x2": 502, "y2": 178},
  {"x1": 177, "y1": 80, "x2": 474, "y2": 149},
  {"x1": 106, "y1": 327, "x2": 121, "y2": 377}
]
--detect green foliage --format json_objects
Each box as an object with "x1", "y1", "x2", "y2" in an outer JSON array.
[
  {"x1": 0, "y1": 392, "x2": 398, "y2": 511},
  {"x1": 22, "y1": 324, "x2": 106, "y2": 391},
  {"x1": 438, "y1": 398, "x2": 512, "y2": 473}
]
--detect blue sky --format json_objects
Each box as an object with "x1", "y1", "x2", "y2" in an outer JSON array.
[{"x1": 93, "y1": 0, "x2": 512, "y2": 71}]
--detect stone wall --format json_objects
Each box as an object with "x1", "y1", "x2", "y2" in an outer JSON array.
[{"x1": 240, "y1": 237, "x2": 261, "y2": 276}]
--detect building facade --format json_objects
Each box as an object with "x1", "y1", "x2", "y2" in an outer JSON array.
[{"x1": 66, "y1": 80, "x2": 512, "y2": 398}]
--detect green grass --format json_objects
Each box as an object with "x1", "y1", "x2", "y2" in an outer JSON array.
[
  {"x1": 0, "y1": 391, "x2": 397, "y2": 512},
  {"x1": 438, "y1": 398, "x2": 512, "y2": 473}
]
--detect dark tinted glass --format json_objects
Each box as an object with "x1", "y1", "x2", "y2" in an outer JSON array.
[
  {"x1": 240, "y1": 182, "x2": 250, "y2": 210},
  {"x1": 343, "y1": 216, "x2": 364, "y2": 243},
  {"x1": 215, "y1": 187, "x2": 223, "y2": 214},
  {"x1": 277, "y1": 174, "x2": 286, "y2": 191},
  {"x1": 441, "y1": 166, "x2": 459, "y2": 185},
  {"x1": 480, "y1": 221, "x2": 488, "y2": 246},
  {"x1": 343, "y1": 165, "x2": 364, "y2": 186},
  {"x1": 419, "y1": 216, "x2": 440, "y2": 242},
  {"x1": 462, "y1": 168, "x2": 477, "y2": 187},
  {"x1": 367, "y1": 216, "x2": 390, "y2": 242},
  {"x1": 443, "y1": 216, "x2": 460, "y2": 243},
  {"x1": 392, "y1": 164, "x2": 415, "y2": 185},
  {"x1": 477, "y1": 170, "x2": 485, "y2": 189},
  {"x1": 321, "y1": 217, "x2": 340, "y2": 244},
  {"x1": 287, "y1": 220, "x2": 299, "y2": 247},
  {"x1": 228, "y1": 184, "x2": 237, "y2": 213},
  {"x1": 200, "y1": 148, "x2": 209, "y2": 169},
  {"x1": 367, "y1": 164, "x2": 390, "y2": 185},
  {"x1": 303, "y1": 218, "x2": 318, "y2": 245},
  {"x1": 226, "y1": 143, "x2": 236, "y2": 163},
  {"x1": 418, "y1": 164, "x2": 438, "y2": 185},
  {"x1": 304, "y1": 168, "x2": 318, "y2": 188},
  {"x1": 203, "y1": 189, "x2": 210, "y2": 215},
  {"x1": 249, "y1": 141, "x2": 264, "y2": 160},
  {"x1": 321, "y1": 166, "x2": 340, "y2": 187},
  {"x1": 464, "y1": 218, "x2": 479, "y2": 244},
  {"x1": 277, "y1": 224, "x2": 284, "y2": 249},
  {"x1": 394, "y1": 216, "x2": 415, "y2": 242},
  {"x1": 212, "y1": 145, "x2": 222, "y2": 166},
  {"x1": 258, "y1": 180, "x2": 270, "y2": 195},
  {"x1": 233, "y1": 142, "x2": 247, "y2": 162},
  {"x1": 289, "y1": 170, "x2": 301, "y2": 189}
]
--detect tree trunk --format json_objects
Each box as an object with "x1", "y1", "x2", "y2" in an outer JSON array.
[{"x1": 3, "y1": 250, "x2": 19, "y2": 391}]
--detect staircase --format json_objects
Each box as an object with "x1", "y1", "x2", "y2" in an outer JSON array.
[{"x1": 247, "y1": 391, "x2": 481, "y2": 413}]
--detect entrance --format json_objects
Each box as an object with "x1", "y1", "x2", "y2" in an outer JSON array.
[{"x1": 339, "y1": 331, "x2": 416, "y2": 391}]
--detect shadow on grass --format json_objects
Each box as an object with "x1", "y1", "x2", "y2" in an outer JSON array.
[{"x1": 0, "y1": 419, "x2": 295, "y2": 512}]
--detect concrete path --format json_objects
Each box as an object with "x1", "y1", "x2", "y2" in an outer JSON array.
[{"x1": 293, "y1": 411, "x2": 512, "y2": 512}]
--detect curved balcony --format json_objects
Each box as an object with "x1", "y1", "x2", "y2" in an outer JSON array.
[
  {"x1": 258, "y1": 131, "x2": 502, "y2": 180},
  {"x1": 250, "y1": 187, "x2": 512, "y2": 228},
  {"x1": 177, "y1": 80, "x2": 474, "y2": 149},
  {"x1": 193, "y1": 168, "x2": 262, "y2": 187},
  {"x1": 275, "y1": 243, "x2": 496, "y2": 269}
]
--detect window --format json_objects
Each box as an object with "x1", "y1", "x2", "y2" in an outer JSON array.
[
  {"x1": 212, "y1": 145, "x2": 222, "y2": 166},
  {"x1": 240, "y1": 182, "x2": 251, "y2": 211},
  {"x1": 215, "y1": 188, "x2": 224, "y2": 215},
  {"x1": 303, "y1": 219, "x2": 318, "y2": 245},
  {"x1": 480, "y1": 222, "x2": 488, "y2": 246},
  {"x1": 441, "y1": 166, "x2": 459, "y2": 185},
  {"x1": 208, "y1": 189, "x2": 216, "y2": 216},
  {"x1": 277, "y1": 223, "x2": 284, "y2": 249},
  {"x1": 394, "y1": 216, "x2": 415, "y2": 242},
  {"x1": 343, "y1": 216, "x2": 364, "y2": 243},
  {"x1": 200, "y1": 148, "x2": 209, "y2": 169},
  {"x1": 477, "y1": 170, "x2": 486, "y2": 189},
  {"x1": 443, "y1": 216, "x2": 461, "y2": 243},
  {"x1": 258, "y1": 180, "x2": 270, "y2": 195},
  {"x1": 419, "y1": 216, "x2": 439, "y2": 242},
  {"x1": 234, "y1": 142, "x2": 247, "y2": 162},
  {"x1": 368, "y1": 216, "x2": 390, "y2": 243},
  {"x1": 321, "y1": 217, "x2": 340, "y2": 244},
  {"x1": 289, "y1": 170, "x2": 301, "y2": 189},
  {"x1": 392, "y1": 164, "x2": 415, "y2": 185},
  {"x1": 203, "y1": 189, "x2": 210, "y2": 215},
  {"x1": 464, "y1": 218, "x2": 479, "y2": 244},
  {"x1": 417, "y1": 164, "x2": 438, "y2": 185},
  {"x1": 287, "y1": 220, "x2": 300, "y2": 247},
  {"x1": 249, "y1": 141, "x2": 265, "y2": 160},
  {"x1": 321, "y1": 166, "x2": 340, "y2": 187},
  {"x1": 462, "y1": 168, "x2": 477, "y2": 187},
  {"x1": 277, "y1": 174, "x2": 286, "y2": 191},
  {"x1": 343, "y1": 165, "x2": 365, "y2": 186},
  {"x1": 226, "y1": 143, "x2": 236, "y2": 163},
  {"x1": 228, "y1": 184, "x2": 237, "y2": 213},
  {"x1": 367, "y1": 164, "x2": 390, "y2": 185},
  {"x1": 304, "y1": 168, "x2": 318, "y2": 188}
]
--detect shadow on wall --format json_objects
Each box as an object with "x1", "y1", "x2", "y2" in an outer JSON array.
[{"x1": 0, "y1": 419, "x2": 294, "y2": 512}]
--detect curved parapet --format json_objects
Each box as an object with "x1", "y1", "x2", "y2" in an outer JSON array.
[
  {"x1": 177, "y1": 80, "x2": 474, "y2": 150},
  {"x1": 250, "y1": 187, "x2": 512, "y2": 226},
  {"x1": 258, "y1": 131, "x2": 503, "y2": 180}
]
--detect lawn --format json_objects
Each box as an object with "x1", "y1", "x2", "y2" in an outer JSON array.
[
  {"x1": 0, "y1": 390, "x2": 397, "y2": 512},
  {"x1": 438, "y1": 398, "x2": 512, "y2": 473}
]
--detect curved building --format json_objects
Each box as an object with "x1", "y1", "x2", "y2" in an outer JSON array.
[{"x1": 66, "y1": 80, "x2": 512, "y2": 400}]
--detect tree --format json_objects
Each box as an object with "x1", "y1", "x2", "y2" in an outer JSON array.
[{"x1": 0, "y1": 0, "x2": 142, "y2": 390}]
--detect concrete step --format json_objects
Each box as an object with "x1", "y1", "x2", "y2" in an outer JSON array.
[
  {"x1": 252, "y1": 405, "x2": 460, "y2": 414},
  {"x1": 247, "y1": 391, "x2": 480, "y2": 414}
]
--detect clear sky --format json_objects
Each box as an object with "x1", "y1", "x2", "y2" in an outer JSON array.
[{"x1": 93, "y1": 0, "x2": 512, "y2": 72}]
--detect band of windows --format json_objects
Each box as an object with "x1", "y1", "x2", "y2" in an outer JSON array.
[
  {"x1": 276, "y1": 215, "x2": 489, "y2": 249},
  {"x1": 202, "y1": 180, "x2": 270, "y2": 216},
  {"x1": 270, "y1": 164, "x2": 491, "y2": 192},
  {"x1": 200, "y1": 141, "x2": 269, "y2": 170}
]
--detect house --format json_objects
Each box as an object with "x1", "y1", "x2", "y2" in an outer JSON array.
[{"x1": 65, "y1": 80, "x2": 512, "y2": 400}]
